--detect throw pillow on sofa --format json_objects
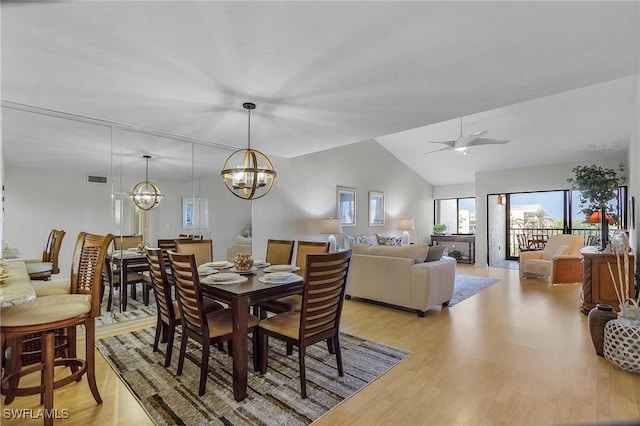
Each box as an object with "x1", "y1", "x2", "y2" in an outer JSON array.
[
  {"x1": 376, "y1": 234, "x2": 402, "y2": 246},
  {"x1": 425, "y1": 245, "x2": 445, "y2": 262},
  {"x1": 350, "y1": 243, "x2": 429, "y2": 263}
]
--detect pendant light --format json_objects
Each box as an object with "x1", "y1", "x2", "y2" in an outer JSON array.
[
  {"x1": 221, "y1": 102, "x2": 277, "y2": 200},
  {"x1": 132, "y1": 155, "x2": 164, "y2": 210}
]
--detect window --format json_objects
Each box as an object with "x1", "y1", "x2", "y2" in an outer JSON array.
[
  {"x1": 504, "y1": 188, "x2": 625, "y2": 258},
  {"x1": 434, "y1": 198, "x2": 476, "y2": 234}
]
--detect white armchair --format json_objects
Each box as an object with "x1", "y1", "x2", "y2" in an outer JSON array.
[{"x1": 519, "y1": 234, "x2": 584, "y2": 284}]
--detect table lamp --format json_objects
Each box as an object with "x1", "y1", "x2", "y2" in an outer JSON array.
[
  {"x1": 398, "y1": 218, "x2": 415, "y2": 245},
  {"x1": 320, "y1": 218, "x2": 343, "y2": 252}
]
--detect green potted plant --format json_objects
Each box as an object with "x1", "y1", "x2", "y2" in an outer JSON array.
[
  {"x1": 567, "y1": 162, "x2": 626, "y2": 251},
  {"x1": 449, "y1": 249, "x2": 462, "y2": 262},
  {"x1": 432, "y1": 223, "x2": 447, "y2": 235}
]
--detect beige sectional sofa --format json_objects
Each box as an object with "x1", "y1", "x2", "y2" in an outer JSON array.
[{"x1": 345, "y1": 243, "x2": 456, "y2": 317}]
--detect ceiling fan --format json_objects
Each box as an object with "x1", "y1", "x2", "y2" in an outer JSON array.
[{"x1": 424, "y1": 118, "x2": 510, "y2": 155}]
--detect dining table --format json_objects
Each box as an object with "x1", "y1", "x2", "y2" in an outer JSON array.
[
  {"x1": 199, "y1": 265, "x2": 304, "y2": 402},
  {"x1": 107, "y1": 250, "x2": 149, "y2": 311}
]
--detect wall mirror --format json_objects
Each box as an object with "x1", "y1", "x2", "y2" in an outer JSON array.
[{"x1": 2, "y1": 102, "x2": 252, "y2": 319}]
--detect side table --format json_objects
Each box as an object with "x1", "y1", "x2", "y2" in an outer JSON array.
[{"x1": 580, "y1": 247, "x2": 635, "y2": 315}]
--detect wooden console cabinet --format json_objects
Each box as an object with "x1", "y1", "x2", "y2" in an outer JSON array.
[{"x1": 580, "y1": 247, "x2": 635, "y2": 315}]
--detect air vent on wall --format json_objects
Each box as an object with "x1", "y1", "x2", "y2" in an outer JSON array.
[{"x1": 87, "y1": 175, "x2": 107, "y2": 184}]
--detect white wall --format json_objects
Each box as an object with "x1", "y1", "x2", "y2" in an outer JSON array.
[
  {"x1": 433, "y1": 183, "x2": 475, "y2": 200},
  {"x1": 4, "y1": 166, "x2": 113, "y2": 279},
  {"x1": 252, "y1": 140, "x2": 433, "y2": 259}
]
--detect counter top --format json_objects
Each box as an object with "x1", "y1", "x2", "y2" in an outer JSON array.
[{"x1": 0, "y1": 261, "x2": 36, "y2": 307}]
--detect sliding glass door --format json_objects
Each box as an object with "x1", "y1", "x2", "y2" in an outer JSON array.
[{"x1": 506, "y1": 189, "x2": 624, "y2": 259}]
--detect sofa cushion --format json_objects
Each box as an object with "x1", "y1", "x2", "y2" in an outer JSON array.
[
  {"x1": 376, "y1": 234, "x2": 402, "y2": 246},
  {"x1": 350, "y1": 243, "x2": 429, "y2": 263},
  {"x1": 425, "y1": 245, "x2": 446, "y2": 262}
]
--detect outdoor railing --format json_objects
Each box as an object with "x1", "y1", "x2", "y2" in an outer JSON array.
[{"x1": 509, "y1": 227, "x2": 602, "y2": 258}]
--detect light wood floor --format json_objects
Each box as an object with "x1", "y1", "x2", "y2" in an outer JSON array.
[{"x1": 2, "y1": 265, "x2": 639, "y2": 425}]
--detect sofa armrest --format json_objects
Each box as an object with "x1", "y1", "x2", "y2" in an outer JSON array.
[
  {"x1": 550, "y1": 255, "x2": 582, "y2": 284},
  {"x1": 519, "y1": 250, "x2": 543, "y2": 262},
  {"x1": 519, "y1": 250, "x2": 544, "y2": 278},
  {"x1": 410, "y1": 257, "x2": 456, "y2": 312}
]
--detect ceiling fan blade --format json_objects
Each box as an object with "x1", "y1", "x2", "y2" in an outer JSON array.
[
  {"x1": 469, "y1": 130, "x2": 488, "y2": 138},
  {"x1": 423, "y1": 146, "x2": 452, "y2": 155},
  {"x1": 455, "y1": 130, "x2": 489, "y2": 148},
  {"x1": 467, "y1": 138, "x2": 510, "y2": 147},
  {"x1": 427, "y1": 140, "x2": 456, "y2": 147}
]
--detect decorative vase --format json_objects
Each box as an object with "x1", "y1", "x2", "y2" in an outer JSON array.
[
  {"x1": 588, "y1": 304, "x2": 618, "y2": 356},
  {"x1": 603, "y1": 318, "x2": 640, "y2": 373},
  {"x1": 618, "y1": 298, "x2": 640, "y2": 326}
]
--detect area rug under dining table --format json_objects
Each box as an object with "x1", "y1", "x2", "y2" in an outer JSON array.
[{"x1": 97, "y1": 327, "x2": 408, "y2": 425}]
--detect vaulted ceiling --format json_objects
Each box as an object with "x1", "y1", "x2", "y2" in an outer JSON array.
[{"x1": 2, "y1": 1, "x2": 639, "y2": 185}]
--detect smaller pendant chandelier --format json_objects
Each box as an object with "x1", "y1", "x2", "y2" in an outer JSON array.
[
  {"x1": 221, "y1": 102, "x2": 277, "y2": 200},
  {"x1": 132, "y1": 155, "x2": 164, "y2": 210}
]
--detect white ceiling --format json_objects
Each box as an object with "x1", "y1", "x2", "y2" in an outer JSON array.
[{"x1": 2, "y1": 1, "x2": 639, "y2": 184}]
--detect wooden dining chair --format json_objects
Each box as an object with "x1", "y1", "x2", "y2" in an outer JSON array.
[
  {"x1": 168, "y1": 251, "x2": 260, "y2": 395},
  {"x1": 258, "y1": 250, "x2": 352, "y2": 398},
  {"x1": 175, "y1": 239, "x2": 213, "y2": 266},
  {"x1": 295, "y1": 241, "x2": 330, "y2": 274},
  {"x1": 265, "y1": 239, "x2": 295, "y2": 265},
  {"x1": 113, "y1": 235, "x2": 143, "y2": 250},
  {"x1": 258, "y1": 241, "x2": 330, "y2": 320},
  {"x1": 146, "y1": 249, "x2": 224, "y2": 367},
  {"x1": 1, "y1": 232, "x2": 113, "y2": 421},
  {"x1": 101, "y1": 258, "x2": 148, "y2": 311},
  {"x1": 25, "y1": 229, "x2": 66, "y2": 281}
]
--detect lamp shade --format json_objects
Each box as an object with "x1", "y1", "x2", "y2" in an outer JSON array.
[
  {"x1": 398, "y1": 218, "x2": 415, "y2": 231},
  {"x1": 584, "y1": 210, "x2": 614, "y2": 224},
  {"x1": 320, "y1": 218, "x2": 343, "y2": 234}
]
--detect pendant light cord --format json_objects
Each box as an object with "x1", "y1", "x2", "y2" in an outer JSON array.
[{"x1": 247, "y1": 107, "x2": 251, "y2": 150}]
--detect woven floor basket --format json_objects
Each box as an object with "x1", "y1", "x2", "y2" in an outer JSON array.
[{"x1": 604, "y1": 319, "x2": 640, "y2": 373}]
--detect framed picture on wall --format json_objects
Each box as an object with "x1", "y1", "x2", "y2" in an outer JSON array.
[
  {"x1": 368, "y1": 191, "x2": 385, "y2": 226},
  {"x1": 336, "y1": 186, "x2": 356, "y2": 226},
  {"x1": 629, "y1": 196, "x2": 636, "y2": 230}
]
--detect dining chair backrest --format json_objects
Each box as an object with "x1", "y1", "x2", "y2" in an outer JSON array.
[
  {"x1": 516, "y1": 233, "x2": 529, "y2": 252},
  {"x1": 265, "y1": 239, "x2": 295, "y2": 265},
  {"x1": 146, "y1": 248, "x2": 176, "y2": 327},
  {"x1": 295, "y1": 241, "x2": 330, "y2": 273},
  {"x1": 178, "y1": 234, "x2": 203, "y2": 240},
  {"x1": 299, "y1": 250, "x2": 352, "y2": 345},
  {"x1": 70, "y1": 232, "x2": 114, "y2": 317},
  {"x1": 168, "y1": 251, "x2": 207, "y2": 340},
  {"x1": 175, "y1": 239, "x2": 213, "y2": 266},
  {"x1": 43, "y1": 229, "x2": 66, "y2": 274},
  {"x1": 113, "y1": 235, "x2": 143, "y2": 250},
  {"x1": 586, "y1": 235, "x2": 598, "y2": 246},
  {"x1": 157, "y1": 238, "x2": 190, "y2": 266}
]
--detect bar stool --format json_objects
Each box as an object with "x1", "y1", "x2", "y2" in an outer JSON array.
[{"x1": 0, "y1": 232, "x2": 113, "y2": 426}]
